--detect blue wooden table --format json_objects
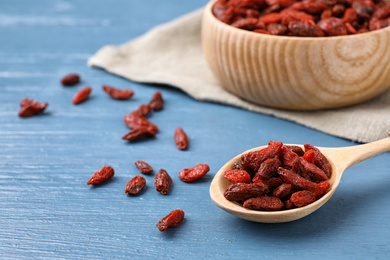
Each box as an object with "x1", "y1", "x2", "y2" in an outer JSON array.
[{"x1": 1, "y1": 1, "x2": 390, "y2": 259}]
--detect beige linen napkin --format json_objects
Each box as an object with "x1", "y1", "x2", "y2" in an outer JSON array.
[{"x1": 88, "y1": 8, "x2": 390, "y2": 143}]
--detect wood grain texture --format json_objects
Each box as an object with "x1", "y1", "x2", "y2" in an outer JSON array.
[
  {"x1": 1, "y1": 0, "x2": 390, "y2": 259},
  {"x1": 202, "y1": 0, "x2": 390, "y2": 110}
]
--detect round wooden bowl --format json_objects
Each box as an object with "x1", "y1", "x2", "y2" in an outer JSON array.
[{"x1": 202, "y1": 0, "x2": 390, "y2": 110}]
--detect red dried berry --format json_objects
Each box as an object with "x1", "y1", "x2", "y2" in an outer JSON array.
[
  {"x1": 290, "y1": 190, "x2": 316, "y2": 207},
  {"x1": 302, "y1": 149, "x2": 315, "y2": 164},
  {"x1": 341, "y1": 8, "x2": 359, "y2": 23},
  {"x1": 272, "y1": 183, "x2": 292, "y2": 198},
  {"x1": 224, "y1": 169, "x2": 252, "y2": 183},
  {"x1": 285, "y1": 199, "x2": 295, "y2": 209},
  {"x1": 87, "y1": 166, "x2": 115, "y2": 185},
  {"x1": 295, "y1": 157, "x2": 328, "y2": 182},
  {"x1": 125, "y1": 176, "x2": 146, "y2": 195},
  {"x1": 154, "y1": 169, "x2": 172, "y2": 195},
  {"x1": 102, "y1": 85, "x2": 134, "y2": 100},
  {"x1": 373, "y1": 2, "x2": 390, "y2": 19},
  {"x1": 241, "y1": 141, "x2": 283, "y2": 171},
  {"x1": 73, "y1": 86, "x2": 92, "y2": 104},
  {"x1": 304, "y1": 144, "x2": 332, "y2": 178},
  {"x1": 252, "y1": 157, "x2": 281, "y2": 181},
  {"x1": 279, "y1": 145, "x2": 299, "y2": 167},
  {"x1": 224, "y1": 182, "x2": 269, "y2": 202},
  {"x1": 286, "y1": 145, "x2": 304, "y2": 156},
  {"x1": 312, "y1": 181, "x2": 330, "y2": 199},
  {"x1": 133, "y1": 104, "x2": 152, "y2": 117},
  {"x1": 123, "y1": 112, "x2": 159, "y2": 133},
  {"x1": 277, "y1": 167, "x2": 318, "y2": 190},
  {"x1": 317, "y1": 17, "x2": 348, "y2": 36},
  {"x1": 135, "y1": 160, "x2": 153, "y2": 175},
  {"x1": 243, "y1": 195, "x2": 285, "y2": 211},
  {"x1": 149, "y1": 91, "x2": 164, "y2": 111},
  {"x1": 122, "y1": 127, "x2": 156, "y2": 141},
  {"x1": 174, "y1": 127, "x2": 189, "y2": 150},
  {"x1": 18, "y1": 98, "x2": 48, "y2": 118},
  {"x1": 20, "y1": 98, "x2": 38, "y2": 108},
  {"x1": 61, "y1": 73, "x2": 80, "y2": 86},
  {"x1": 291, "y1": 1, "x2": 328, "y2": 14},
  {"x1": 178, "y1": 164, "x2": 210, "y2": 183},
  {"x1": 156, "y1": 209, "x2": 185, "y2": 232}
]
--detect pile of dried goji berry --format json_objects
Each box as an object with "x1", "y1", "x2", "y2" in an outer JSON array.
[
  {"x1": 18, "y1": 72, "x2": 210, "y2": 232},
  {"x1": 224, "y1": 141, "x2": 331, "y2": 210},
  {"x1": 213, "y1": 0, "x2": 390, "y2": 36}
]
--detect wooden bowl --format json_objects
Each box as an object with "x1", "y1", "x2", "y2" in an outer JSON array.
[{"x1": 202, "y1": 0, "x2": 390, "y2": 110}]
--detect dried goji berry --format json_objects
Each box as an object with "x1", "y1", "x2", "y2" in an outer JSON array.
[
  {"x1": 267, "y1": 23, "x2": 288, "y2": 35},
  {"x1": 224, "y1": 182, "x2": 269, "y2": 201},
  {"x1": 321, "y1": 8, "x2": 333, "y2": 20},
  {"x1": 224, "y1": 169, "x2": 252, "y2": 183},
  {"x1": 302, "y1": 149, "x2": 315, "y2": 164},
  {"x1": 61, "y1": 73, "x2": 80, "y2": 86},
  {"x1": 318, "y1": 17, "x2": 348, "y2": 36},
  {"x1": 178, "y1": 164, "x2": 210, "y2": 182},
  {"x1": 332, "y1": 4, "x2": 346, "y2": 17},
  {"x1": 156, "y1": 209, "x2": 185, "y2": 232},
  {"x1": 272, "y1": 183, "x2": 292, "y2": 198},
  {"x1": 286, "y1": 145, "x2": 304, "y2": 156},
  {"x1": 254, "y1": 177, "x2": 284, "y2": 190},
  {"x1": 149, "y1": 91, "x2": 164, "y2": 111},
  {"x1": 125, "y1": 176, "x2": 146, "y2": 195},
  {"x1": 133, "y1": 104, "x2": 152, "y2": 117},
  {"x1": 243, "y1": 195, "x2": 284, "y2": 211},
  {"x1": 279, "y1": 145, "x2": 299, "y2": 167},
  {"x1": 354, "y1": 1, "x2": 374, "y2": 19},
  {"x1": 18, "y1": 98, "x2": 48, "y2": 118},
  {"x1": 241, "y1": 141, "x2": 283, "y2": 171},
  {"x1": 341, "y1": 8, "x2": 358, "y2": 23},
  {"x1": 278, "y1": 167, "x2": 318, "y2": 190},
  {"x1": 304, "y1": 144, "x2": 332, "y2": 178},
  {"x1": 252, "y1": 157, "x2": 281, "y2": 181},
  {"x1": 284, "y1": 199, "x2": 295, "y2": 209},
  {"x1": 369, "y1": 17, "x2": 382, "y2": 30},
  {"x1": 312, "y1": 181, "x2": 330, "y2": 199},
  {"x1": 291, "y1": 2, "x2": 328, "y2": 14},
  {"x1": 231, "y1": 17, "x2": 259, "y2": 29},
  {"x1": 123, "y1": 113, "x2": 159, "y2": 133},
  {"x1": 102, "y1": 85, "x2": 134, "y2": 100},
  {"x1": 135, "y1": 160, "x2": 153, "y2": 175},
  {"x1": 345, "y1": 22, "x2": 357, "y2": 34},
  {"x1": 73, "y1": 86, "x2": 92, "y2": 105},
  {"x1": 154, "y1": 169, "x2": 172, "y2": 195},
  {"x1": 122, "y1": 127, "x2": 156, "y2": 141},
  {"x1": 373, "y1": 2, "x2": 390, "y2": 19},
  {"x1": 288, "y1": 20, "x2": 325, "y2": 36},
  {"x1": 259, "y1": 12, "x2": 283, "y2": 24},
  {"x1": 20, "y1": 98, "x2": 38, "y2": 108},
  {"x1": 87, "y1": 166, "x2": 114, "y2": 185},
  {"x1": 295, "y1": 157, "x2": 328, "y2": 182},
  {"x1": 290, "y1": 190, "x2": 316, "y2": 207},
  {"x1": 174, "y1": 127, "x2": 189, "y2": 150}
]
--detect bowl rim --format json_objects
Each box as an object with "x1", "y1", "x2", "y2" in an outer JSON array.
[{"x1": 205, "y1": 0, "x2": 390, "y2": 42}]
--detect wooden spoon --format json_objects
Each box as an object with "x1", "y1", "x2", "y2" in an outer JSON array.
[{"x1": 210, "y1": 137, "x2": 390, "y2": 223}]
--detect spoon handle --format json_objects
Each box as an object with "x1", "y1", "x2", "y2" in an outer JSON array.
[{"x1": 320, "y1": 137, "x2": 390, "y2": 172}]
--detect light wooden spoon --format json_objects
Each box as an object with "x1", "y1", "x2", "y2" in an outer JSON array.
[{"x1": 210, "y1": 137, "x2": 390, "y2": 223}]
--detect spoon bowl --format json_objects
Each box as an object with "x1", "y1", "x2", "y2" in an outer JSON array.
[{"x1": 210, "y1": 137, "x2": 390, "y2": 223}]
